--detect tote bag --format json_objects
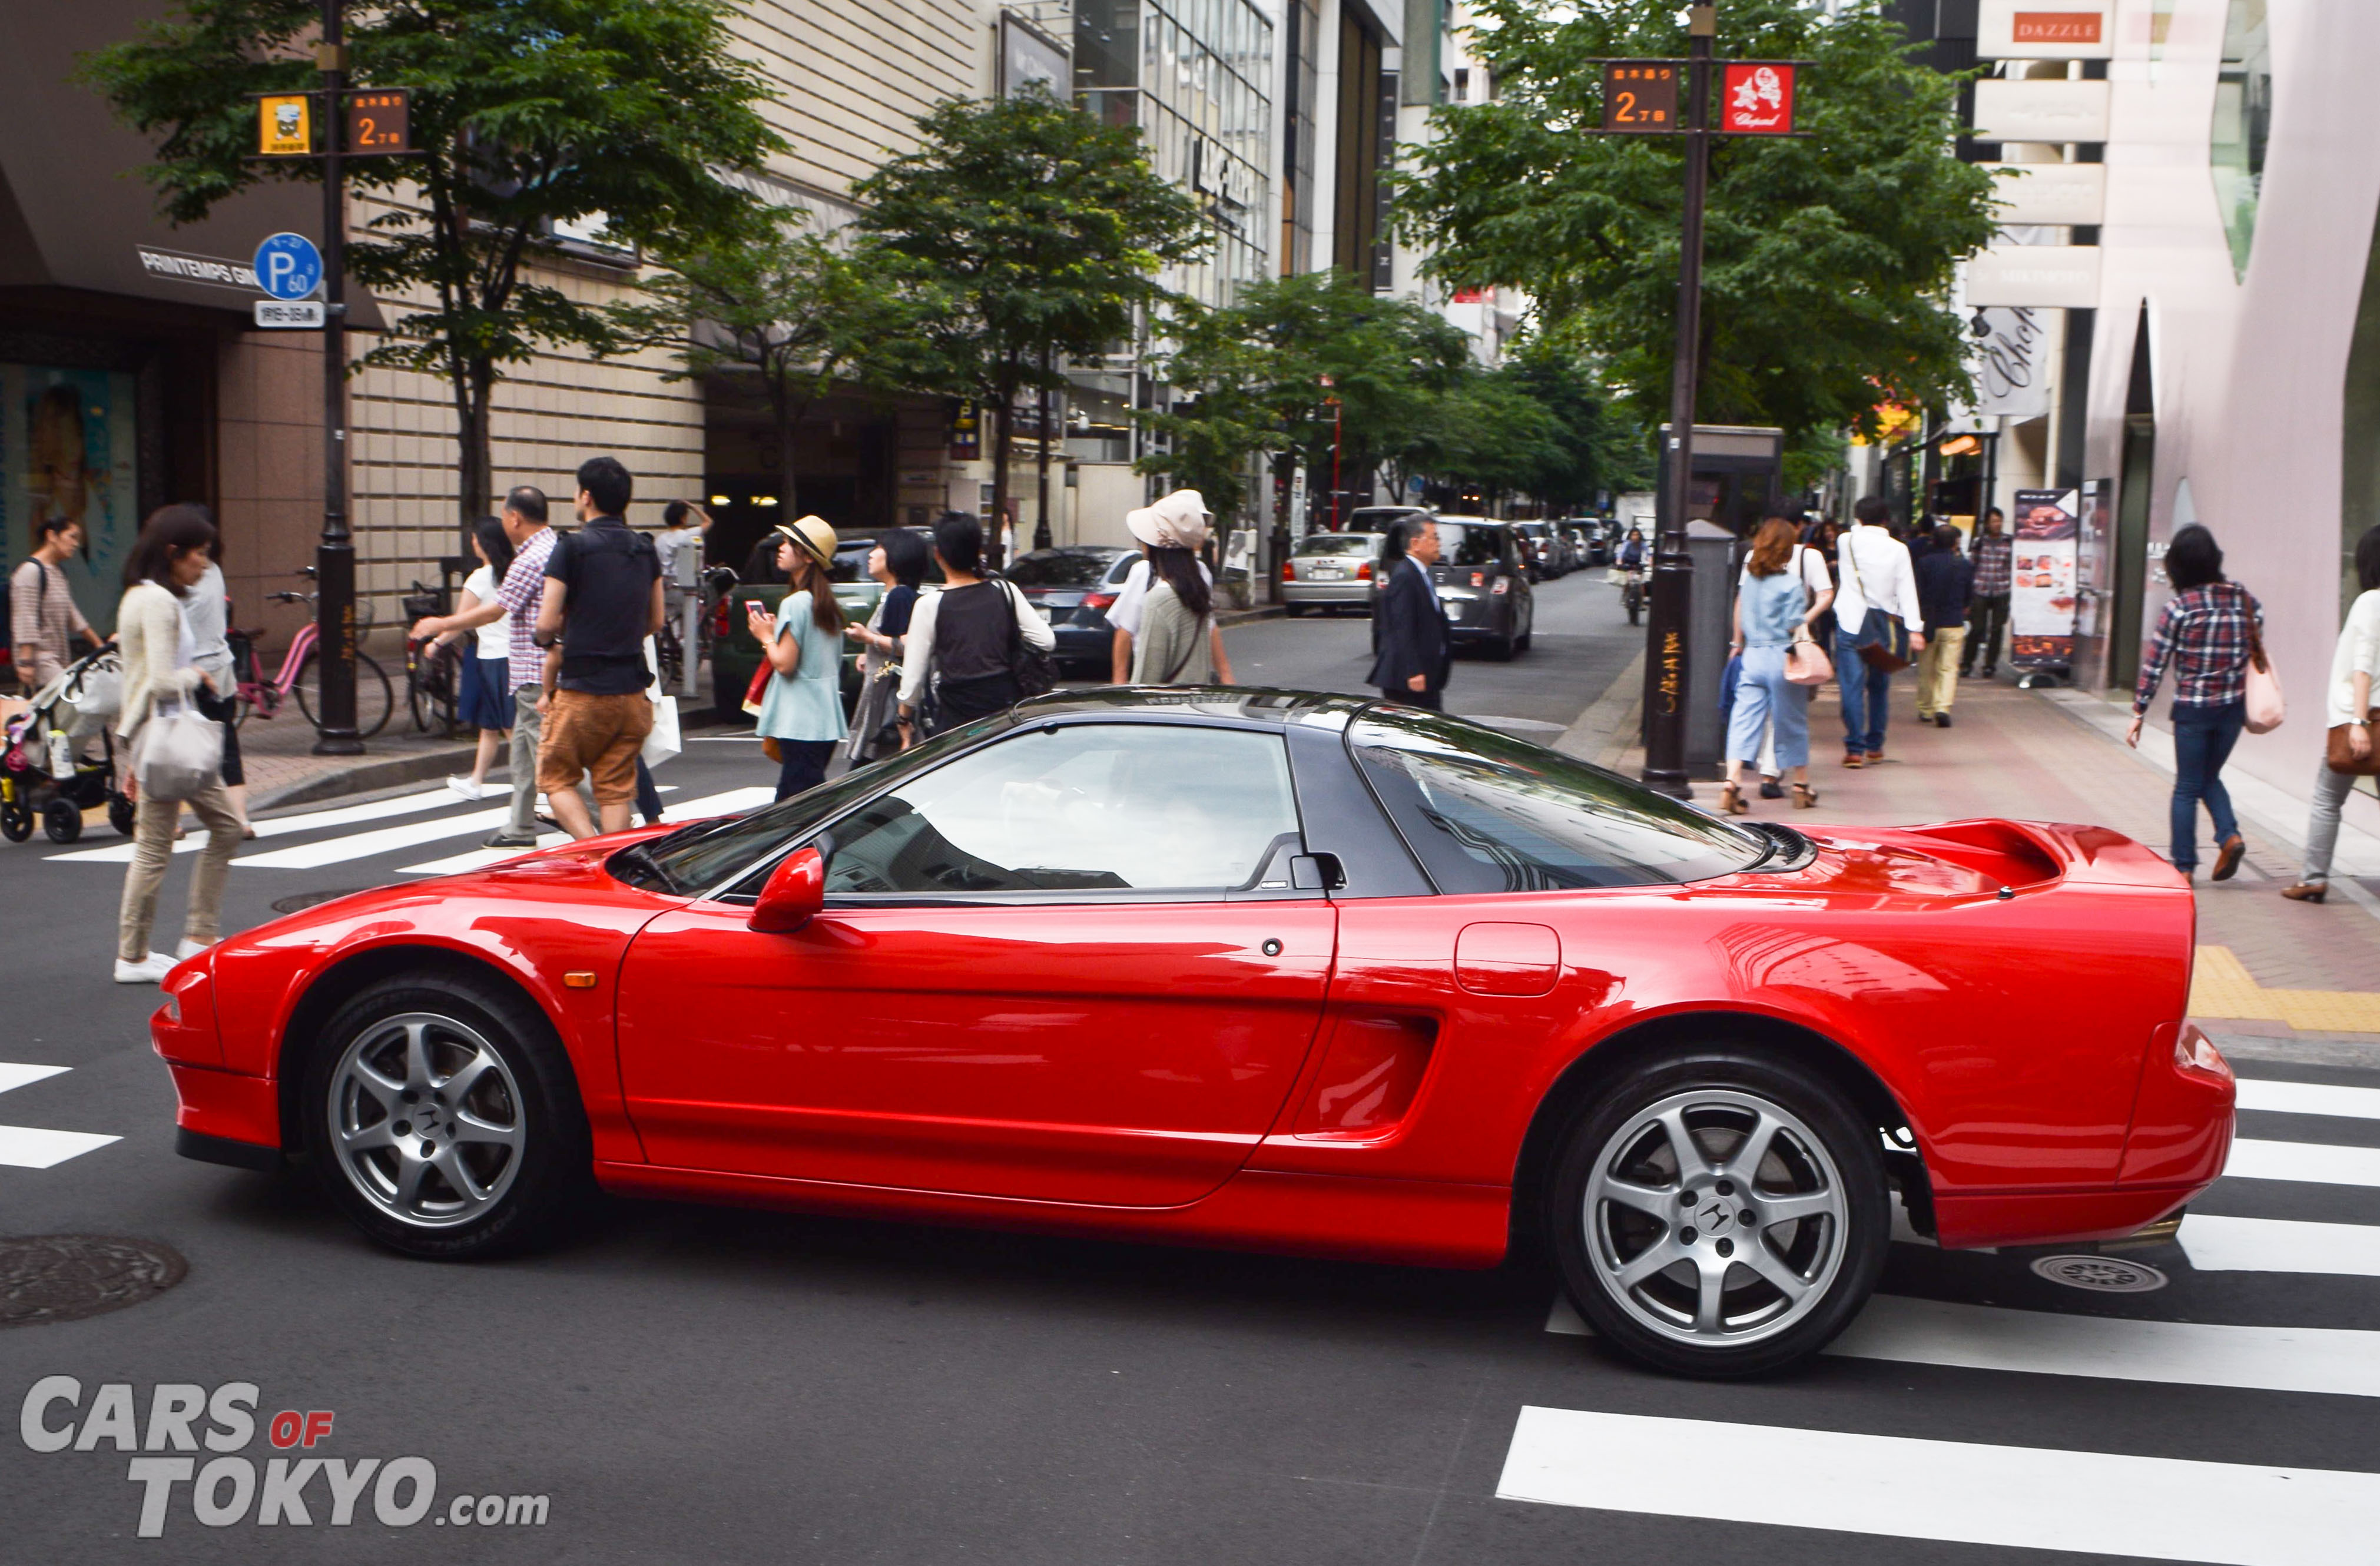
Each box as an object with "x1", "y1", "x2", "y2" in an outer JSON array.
[
  {"x1": 135, "y1": 698, "x2": 222, "y2": 803},
  {"x1": 1785, "y1": 632, "x2": 1834, "y2": 686},
  {"x1": 2245, "y1": 616, "x2": 2285, "y2": 735}
]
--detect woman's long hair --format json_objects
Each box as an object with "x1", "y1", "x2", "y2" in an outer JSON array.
[
  {"x1": 1147, "y1": 544, "x2": 1211, "y2": 618},
  {"x1": 1745, "y1": 516, "x2": 1797, "y2": 578},
  {"x1": 122, "y1": 504, "x2": 217, "y2": 598},
  {"x1": 473, "y1": 515, "x2": 514, "y2": 584},
  {"x1": 787, "y1": 550, "x2": 846, "y2": 635}
]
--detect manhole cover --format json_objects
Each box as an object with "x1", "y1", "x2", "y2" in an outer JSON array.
[
  {"x1": 1, "y1": 1236, "x2": 188, "y2": 1326},
  {"x1": 270, "y1": 888, "x2": 370, "y2": 915},
  {"x1": 2030, "y1": 1254, "x2": 2169, "y2": 1293}
]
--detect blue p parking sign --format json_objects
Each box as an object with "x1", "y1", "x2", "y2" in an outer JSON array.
[{"x1": 251, "y1": 232, "x2": 323, "y2": 301}]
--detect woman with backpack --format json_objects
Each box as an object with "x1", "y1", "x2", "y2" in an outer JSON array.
[
  {"x1": 2127, "y1": 523, "x2": 2264, "y2": 881},
  {"x1": 1125, "y1": 499, "x2": 1234, "y2": 686},
  {"x1": 896, "y1": 512, "x2": 1054, "y2": 741},
  {"x1": 745, "y1": 516, "x2": 848, "y2": 801}
]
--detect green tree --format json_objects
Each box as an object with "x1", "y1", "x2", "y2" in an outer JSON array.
[
  {"x1": 1491, "y1": 343, "x2": 1658, "y2": 511},
  {"x1": 83, "y1": 0, "x2": 780, "y2": 530},
  {"x1": 1397, "y1": 0, "x2": 1997, "y2": 467},
  {"x1": 852, "y1": 87, "x2": 1208, "y2": 563},
  {"x1": 610, "y1": 211, "x2": 937, "y2": 520}
]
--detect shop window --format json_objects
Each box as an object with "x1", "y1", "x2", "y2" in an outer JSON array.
[{"x1": 2210, "y1": 1, "x2": 2271, "y2": 282}]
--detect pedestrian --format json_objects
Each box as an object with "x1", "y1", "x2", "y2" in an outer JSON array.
[
  {"x1": 179, "y1": 527, "x2": 253, "y2": 838},
  {"x1": 431, "y1": 516, "x2": 515, "y2": 801},
  {"x1": 1367, "y1": 515, "x2": 1451, "y2": 711},
  {"x1": 1962, "y1": 506, "x2": 2013, "y2": 679},
  {"x1": 2127, "y1": 523, "x2": 2261, "y2": 881},
  {"x1": 843, "y1": 527, "x2": 928, "y2": 762},
  {"x1": 413, "y1": 486, "x2": 553, "y2": 850},
  {"x1": 533, "y1": 456, "x2": 662, "y2": 839},
  {"x1": 1721, "y1": 516, "x2": 1833, "y2": 815},
  {"x1": 1833, "y1": 495, "x2": 1927, "y2": 767},
  {"x1": 747, "y1": 516, "x2": 849, "y2": 799},
  {"x1": 657, "y1": 499, "x2": 710, "y2": 698},
  {"x1": 10, "y1": 515, "x2": 101, "y2": 692},
  {"x1": 1109, "y1": 490, "x2": 1219, "y2": 684},
  {"x1": 111, "y1": 506, "x2": 241, "y2": 984},
  {"x1": 2282, "y1": 525, "x2": 2380, "y2": 902},
  {"x1": 1125, "y1": 497, "x2": 1233, "y2": 686},
  {"x1": 898, "y1": 511, "x2": 1055, "y2": 738},
  {"x1": 1912, "y1": 523, "x2": 1974, "y2": 728}
]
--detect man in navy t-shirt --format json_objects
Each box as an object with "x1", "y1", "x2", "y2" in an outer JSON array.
[{"x1": 534, "y1": 455, "x2": 662, "y2": 837}]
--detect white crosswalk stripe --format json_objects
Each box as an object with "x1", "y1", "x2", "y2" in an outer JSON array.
[
  {"x1": 2235, "y1": 1077, "x2": 2380, "y2": 1121},
  {"x1": 396, "y1": 787, "x2": 776, "y2": 875},
  {"x1": 0, "y1": 1062, "x2": 117, "y2": 1169},
  {"x1": 2179, "y1": 1213, "x2": 2380, "y2": 1276},
  {"x1": 44, "y1": 784, "x2": 460, "y2": 864},
  {"x1": 2223, "y1": 1136, "x2": 2380, "y2": 1187}
]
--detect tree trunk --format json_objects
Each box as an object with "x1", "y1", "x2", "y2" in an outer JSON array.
[
  {"x1": 1033, "y1": 343, "x2": 1055, "y2": 552},
  {"x1": 987, "y1": 363, "x2": 1017, "y2": 571},
  {"x1": 456, "y1": 363, "x2": 495, "y2": 550},
  {"x1": 778, "y1": 404, "x2": 801, "y2": 531}
]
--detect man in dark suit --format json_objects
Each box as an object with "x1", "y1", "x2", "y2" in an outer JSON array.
[{"x1": 1367, "y1": 516, "x2": 1451, "y2": 710}]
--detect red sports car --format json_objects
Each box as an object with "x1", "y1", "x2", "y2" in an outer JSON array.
[{"x1": 154, "y1": 691, "x2": 2234, "y2": 1377}]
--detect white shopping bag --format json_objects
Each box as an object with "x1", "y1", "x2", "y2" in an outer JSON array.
[
  {"x1": 642, "y1": 694, "x2": 681, "y2": 767},
  {"x1": 136, "y1": 698, "x2": 223, "y2": 802}
]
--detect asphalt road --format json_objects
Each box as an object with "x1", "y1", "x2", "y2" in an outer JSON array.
[{"x1": 5, "y1": 570, "x2": 2377, "y2": 1563}]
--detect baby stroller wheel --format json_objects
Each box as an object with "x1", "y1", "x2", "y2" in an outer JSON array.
[
  {"x1": 109, "y1": 794, "x2": 137, "y2": 836},
  {"x1": 1, "y1": 799, "x2": 31, "y2": 843},
  {"x1": 43, "y1": 797, "x2": 84, "y2": 844}
]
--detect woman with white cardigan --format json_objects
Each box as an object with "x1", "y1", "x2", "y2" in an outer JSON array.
[{"x1": 114, "y1": 506, "x2": 243, "y2": 984}]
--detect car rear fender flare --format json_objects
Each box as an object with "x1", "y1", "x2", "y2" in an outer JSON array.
[
  {"x1": 273, "y1": 944, "x2": 575, "y2": 1155},
  {"x1": 1507, "y1": 1010, "x2": 1934, "y2": 1257}
]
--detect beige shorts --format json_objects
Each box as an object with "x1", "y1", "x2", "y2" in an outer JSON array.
[{"x1": 537, "y1": 689, "x2": 653, "y2": 805}]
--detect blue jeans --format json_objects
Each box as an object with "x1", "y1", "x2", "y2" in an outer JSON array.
[
  {"x1": 1835, "y1": 631, "x2": 1892, "y2": 756},
  {"x1": 1727, "y1": 646, "x2": 1809, "y2": 769},
  {"x1": 2169, "y1": 701, "x2": 2245, "y2": 872}
]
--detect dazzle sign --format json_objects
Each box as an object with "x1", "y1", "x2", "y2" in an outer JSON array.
[
  {"x1": 1721, "y1": 64, "x2": 1796, "y2": 135},
  {"x1": 2010, "y1": 488, "x2": 2079, "y2": 669}
]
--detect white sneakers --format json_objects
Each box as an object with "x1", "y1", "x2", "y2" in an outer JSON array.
[
  {"x1": 446, "y1": 775, "x2": 493, "y2": 801},
  {"x1": 175, "y1": 937, "x2": 213, "y2": 961},
  {"x1": 113, "y1": 952, "x2": 176, "y2": 985}
]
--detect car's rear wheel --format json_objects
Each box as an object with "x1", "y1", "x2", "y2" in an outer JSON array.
[
  {"x1": 1548, "y1": 1049, "x2": 1887, "y2": 1378},
  {"x1": 303, "y1": 971, "x2": 589, "y2": 1260}
]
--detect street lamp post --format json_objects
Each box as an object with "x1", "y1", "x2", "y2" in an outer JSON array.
[
  {"x1": 310, "y1": 0, "x2": 362, "y2": 755},
  {"x1": 1638, "y1": 4, "x2": 1716, "y2": 799}
]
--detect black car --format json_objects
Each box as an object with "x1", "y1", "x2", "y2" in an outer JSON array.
[
  {"x1": 1370, "y1": 515, "x2": 1535, "y2": 661},
  {"x1": 1004, "y1": 546, "x2": 1137, "y2": 674}
]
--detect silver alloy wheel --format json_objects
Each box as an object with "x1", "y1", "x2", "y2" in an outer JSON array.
[
  {"x1": 327, "y1": 1011, "x2": 525, "y2": 1229},
  {"x1": 1581, "y1": 1087, "x2": 1847, "y2": 1347}
]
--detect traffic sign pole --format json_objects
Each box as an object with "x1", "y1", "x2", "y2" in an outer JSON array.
[
  {"x1": 1639, "y1": 5, "x2": 1716, "y2": 799},
  {"x1": 311, "y1": 0, "x2": 362, "y2": 757}
]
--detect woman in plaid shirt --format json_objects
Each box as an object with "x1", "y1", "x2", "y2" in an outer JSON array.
[{"x1": 2126, "y1": 525, "x2": 2261, "y2": 881}]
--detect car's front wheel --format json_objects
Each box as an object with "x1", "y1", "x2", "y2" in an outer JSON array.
[
  {"x1": 1548, "y1": 1049, "x2": 1888, "y2": 1378},
  {"x1": 303, "y1": 971, "x2": 589, "y2": 1259}
]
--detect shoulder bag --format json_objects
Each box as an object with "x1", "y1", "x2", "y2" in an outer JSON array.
[
  {"x1": 2244, "y1": 606, "x2": 2285, "y2": 736},
  {"x1": 135, "y1": 696, "x2": 223, "y2": 803},
  {"x1": 1842, "y1": 534, "x2": 1911, "y2": 673},
  {"x1": 1000, "y1": 580, "x2": 1057, "y2": 698}
]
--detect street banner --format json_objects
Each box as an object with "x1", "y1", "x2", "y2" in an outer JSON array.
[
  {"x1": 2010, "y1": 487, "x2": 2079, "y2": 669},
  {"x1": 1720, "y1": 64, "x2": 1796, "y2": 134}
]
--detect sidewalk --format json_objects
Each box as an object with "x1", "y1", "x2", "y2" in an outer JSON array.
[{"x1": 1593, "y1": 668, "x2": 2380, "y2": 1048}]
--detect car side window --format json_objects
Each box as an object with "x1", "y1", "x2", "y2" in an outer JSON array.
[{"x1": 821, "y1": 724, "x2": 1301, "y2": 898}]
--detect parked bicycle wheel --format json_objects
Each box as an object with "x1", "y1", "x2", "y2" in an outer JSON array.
[
  {"x1": 294, "y1": 648, "x2": 394, "y2": 739},
  {"x1": 406, "y1": 639, "x2": 460, "y2": 736}
]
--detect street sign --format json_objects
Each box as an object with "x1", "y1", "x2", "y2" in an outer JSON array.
[
  {"x1": 252, "y1": 232, "x2": 323, "y2": 301},
  {"x1": 254, "y1": 299, "x2": 326, "y2": 329},
  {"x1": 345, "y1": 89, "x2": 411, "y2": 155},
  {"x1": 1719, "y1": 63, "x2": 1797, "y2": 134},
  {"x1": 257, "y1": 94, "x2": 312, "y2": 156},
  {"x1": 1602, "y1": 62, "x2": 1679, "y2": 132}
]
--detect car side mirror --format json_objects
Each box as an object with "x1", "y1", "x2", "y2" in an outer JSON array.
[{"x1": 748, "y1": 847, "x2": 825, "y2": 933}]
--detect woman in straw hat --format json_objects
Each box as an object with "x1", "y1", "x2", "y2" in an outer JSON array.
[
  {"x1": 1124, "y1": 494, "x2": 1234, "y2": 686},
  {"x1": 745, "y1": 515, "x2": 849, "y2": 799}
]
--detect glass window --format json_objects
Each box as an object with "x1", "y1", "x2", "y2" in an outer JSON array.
[
  {"x1": 822, "y1": 724, "x2": 1300, "y2": 897},
  {"x1": 1292, "y1": 535, "x2": 1375, "y2": 557},
  {"x1": 1348, "y1": 709, "x2": 1767, "y2": 892},
  {"x1": 2210, "y1": 0, "x2": 2270, "y2": 281},
  {"x1": 1434, "y1": 523, "x2": 1510, "y2": 568}
]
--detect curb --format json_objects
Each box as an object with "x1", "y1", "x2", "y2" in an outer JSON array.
[
  {"x1": 1217, "y1": 605, "x2": 1287, "y2": 628},
  {"x1": 254, "y1": 742, "x2": 478, "y2": 813}
]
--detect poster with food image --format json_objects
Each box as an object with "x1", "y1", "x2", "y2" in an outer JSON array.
[{"x1": 2010, "y1": 488, "x2": 2078, "y2": 668}]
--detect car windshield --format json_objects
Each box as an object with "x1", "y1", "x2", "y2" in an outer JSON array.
[
  {"x1": 1348, "y1": 508, "x2": 1420, "y2": 533},
  {"x1": 1293, "y1": 535, "x2": 1375, "y2": 558},
  {"x1": 1434, "y1": 523, "x2": 1507, "y2": 568},
  {"x1": 1005, "y1": 550, "x2": 1122, "y2": 588},
  {"x1": 611, "y1": 721, "x2": 997, "y2": 895},
  {"x1": 1347, "y1": 708, "x2": 1766, "y2": 891}
]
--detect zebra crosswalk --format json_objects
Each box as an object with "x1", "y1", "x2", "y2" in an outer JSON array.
[
  {"x1": 1517, "y1": 1061, "x2": 2380, "y2": 1563},
  {"x1": 0, "y1": 1061, "x2": 117, "y2": 1169}
]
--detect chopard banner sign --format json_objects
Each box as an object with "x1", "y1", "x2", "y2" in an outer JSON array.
[{"x1": 135, "y1": 246, "x2": 261, "y2": 293}]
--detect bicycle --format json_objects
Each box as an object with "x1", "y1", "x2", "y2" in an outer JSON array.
[
  {"x1": 230, "y1": 572, "x2": 393, "y2": 739},
  {"x1": 1619, "y1": 565, "x2": 1646, "y2": 626},
  {"x1": 400, "y1": 578, "x2": 460, "y2": 736},
  {"x1": 657, "y1": 565, "x2": 730, "y2": 693}
]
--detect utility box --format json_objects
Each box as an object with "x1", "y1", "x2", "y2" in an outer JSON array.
[{"x1": 1685, "y1": 520, "x2": 1743, "y2": 774}]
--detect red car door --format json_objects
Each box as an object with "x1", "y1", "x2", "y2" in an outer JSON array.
[{"x1": 616, "y1": 719, "x2": 1335, "y2": 1207}]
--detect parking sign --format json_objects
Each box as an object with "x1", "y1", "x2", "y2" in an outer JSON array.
[{"x1": 251, "y1": 233, "x2": 323, "y2": 301}]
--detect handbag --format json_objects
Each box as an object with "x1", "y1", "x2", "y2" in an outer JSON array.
[
  {"x1": 2244, "y1": 612, "x2": 2285, "y2": 735},
  {"x1": 1001, "y1": 582, "x2": 1056, "y2": 698},
  {"x1": 641, "y1": 694, "x2": 681, "y2": 767},
  {"x1": 1841, "y1": 533, "x2": 1911, "y2": 673},
  {"x1": 1785, "y1": 631, "x2": 1834, "y2": 686},
  {"x1": 2326, "y1": 714, "x2": 2380, "y2": 775},
  {"x1": 134, "y1": 696, "x2": 222, "y2": 803}
]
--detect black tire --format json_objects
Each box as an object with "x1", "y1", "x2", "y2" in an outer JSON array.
[
  {"x1": 108, "y1": 794, "x2": 137, "y2": 837},
  {"x1": 1488, "y1": 632, "x2": 1516, "y2": 662},
  {"x1": 294, "y1": 649, "x2": 394, "y2": 739},
  {"x1": 42, "y1": 797, "x2": 82, "y2": 844},
  {"x1": 1547, "y1": 1047, "x2": 1888, "y2": 1379},
  {"x1": 1285, "y1": 603, "x2": 1307, "y2": 618},
  {"x1": 1, "y1": 799, "x2": 31, "y2": 842},
  {"x1": 301, "y1": 971, "x2": 592, "y2": 1260}
]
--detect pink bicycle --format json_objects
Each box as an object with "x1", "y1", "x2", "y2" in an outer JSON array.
[{"x1": 229, "y1": 573, "x2": 393, "y2": 738}]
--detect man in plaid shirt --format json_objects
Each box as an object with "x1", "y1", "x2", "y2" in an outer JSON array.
[
  {"x1": 2126, "y1": 525, "x2": 2263, "y2": 881},
  {"x1": 1960, "y1": 507, "x2": 2013, "y2": 678}
]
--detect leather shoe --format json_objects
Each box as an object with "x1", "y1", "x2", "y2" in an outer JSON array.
[
  {"x1": 1936, "y1": 712, "x2": 1953, "y2": 728},
  {"x1": 2212, "y1": 834, "x2": 2247, "y2": 882},
  {"x1": 2281, "y1": 881, "x2": 2328, "y2": 903},
  {"x1": 482, "y1": 831, "x2": 539, "y2": 850},
  {"x1": 1841, "y1": 753, "x2": 1864, "y2": 768}
]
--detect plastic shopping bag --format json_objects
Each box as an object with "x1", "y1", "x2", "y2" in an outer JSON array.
[
  {"x1": 136, "y1": 698, "x2": 223, "y2": 802},
  {"x1": 642, "y1": 694, "x2": 682, "y2": 767}
]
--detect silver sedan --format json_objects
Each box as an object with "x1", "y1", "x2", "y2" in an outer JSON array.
[{"x1": 1280, "y1": 532, "x2": 1385, "y2": 615}]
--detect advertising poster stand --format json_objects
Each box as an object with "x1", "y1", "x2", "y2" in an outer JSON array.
[{"x1": 2009, "y1": 487, "x2": 2080, "y2": 686}]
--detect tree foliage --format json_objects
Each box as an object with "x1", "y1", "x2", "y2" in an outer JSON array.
[
  {"x1": 1397, "y1": 0, "x2": 1997, "y2": 466},
  {"x1": 853, "y1": 88, "x2": 1208, "y2": 562},
  {"x1": 82, "y1": 0, "x2": 779, "y2": 527}
]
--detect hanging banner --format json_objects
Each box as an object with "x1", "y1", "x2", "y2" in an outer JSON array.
[
  {"x1": 2010, "y1": 487, "x2": 2079, "y2": 669},
  {"x1": 1972, "y1": 307, "x2": 2051, "y2": 419}
]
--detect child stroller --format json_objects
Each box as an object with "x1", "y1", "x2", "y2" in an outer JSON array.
[{"x1": 2, "y1": 644, "x2": 134, "y2": 844}]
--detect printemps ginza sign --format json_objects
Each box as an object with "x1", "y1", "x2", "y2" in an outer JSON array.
[{"x1": 19, "y1": 1378, "x2": 549, "y2": 1537}]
